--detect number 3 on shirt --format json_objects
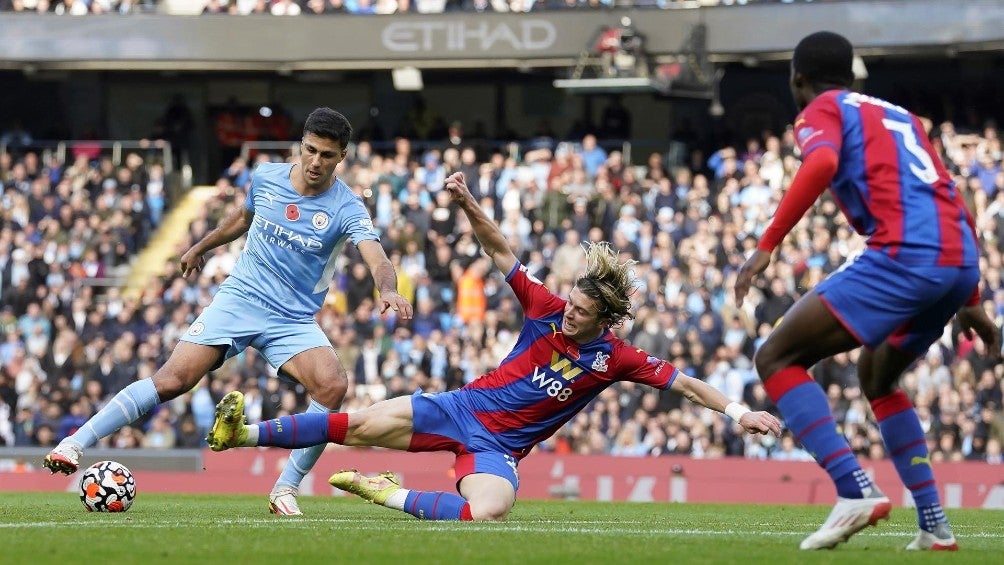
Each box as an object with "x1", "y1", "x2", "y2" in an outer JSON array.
[{"x1": 882, "y1": 118, "x2": 940, "y2": 184}]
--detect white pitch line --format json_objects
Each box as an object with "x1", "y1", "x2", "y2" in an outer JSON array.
[{"x1": 1, "y1": 519, "x2": 1002, "y2": 540}]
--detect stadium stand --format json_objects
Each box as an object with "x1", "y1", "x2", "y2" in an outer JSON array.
[
  {"x1": 0, "y1": 0, "x2": 1001, "y2": 470},
  {"x1": 0, "y1": 0, "x2": 857, "y2": 15},
  {"x1": 2, "y1": 110, "x2": 1002, "y2": 466}
]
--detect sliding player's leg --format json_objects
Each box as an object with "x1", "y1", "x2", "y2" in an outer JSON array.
[
  {"x1": 207, "y1": 393, "x2": 414, "y2": 452},
  {"x1": 329, "y1": 453, "x2": 516, "y2": 521}
]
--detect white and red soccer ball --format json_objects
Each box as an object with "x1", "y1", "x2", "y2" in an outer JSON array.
[{"x1": 79, "y1": 460, "x2": 136, "y2": 512}]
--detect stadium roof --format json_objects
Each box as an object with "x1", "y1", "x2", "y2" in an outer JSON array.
[{"x1": 0, "y1": 0, "x2": 1002, "y2": 72}]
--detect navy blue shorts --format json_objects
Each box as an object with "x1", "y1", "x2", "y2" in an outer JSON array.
[
  {"x1": 815, "y1": 249, "x2": 979, "y2": 354},
  {"x1": 409, "y1": 391, "x2": 520, "y2": 493}
]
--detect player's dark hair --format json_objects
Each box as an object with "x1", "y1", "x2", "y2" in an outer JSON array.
[
  {"x1": 792, "y1": 31, "x2": 854, "y2": 89},
  {"x1": 303, "y1": 107, "x2": 353, "y2": 149},
  {"x1": 574, "y1": 242, "x2": 637, "y2": 328}
]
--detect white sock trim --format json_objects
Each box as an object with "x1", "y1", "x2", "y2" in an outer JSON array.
[
  {"x1": 385, "y1": 488, "x2": 409, "y2": 510},
  {"x1": 244, "y1": 425, "x2": 259, "y2": 447}
]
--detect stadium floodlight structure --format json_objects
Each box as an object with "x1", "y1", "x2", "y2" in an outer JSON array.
[{"x1": 554, "y1": 23, "x2": 717, "y2": 100}]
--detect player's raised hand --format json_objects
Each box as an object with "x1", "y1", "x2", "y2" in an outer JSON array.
[
  {"x1": 734, "y1": 249, "x2": 772, "y2": 307},
  {"x1": 179, "y1": 248, "x2": 207, "y2": 279},
  {"x1": 379, "y1": 290, "x2": 414, "y2": 320},
  {"x1": 443, "y1": 172, "x2": 470, "y2": 202},
  {"x1": 739, "y1": 410, "x2": 783, "y2": 437}
]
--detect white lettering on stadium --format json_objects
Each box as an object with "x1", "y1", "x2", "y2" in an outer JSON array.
[
  {"x1": 254, "y1": 216, "x2": 323, "y2": 254},
  {"x1": 381, "y1": 20, "x2": 556, "y2": 53}
]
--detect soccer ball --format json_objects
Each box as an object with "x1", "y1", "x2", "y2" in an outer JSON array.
[{"x1": 79, "y1": 460, "x2": 136, "y2": 512}]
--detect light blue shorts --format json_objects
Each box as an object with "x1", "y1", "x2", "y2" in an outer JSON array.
[{"x1": 180, "y1": 290, "x2": 331, "y2": 373}]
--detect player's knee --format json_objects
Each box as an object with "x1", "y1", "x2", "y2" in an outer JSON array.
[
  {"x1": 753, "y1": 337, "x2": 802, "y2": 379},
  {"x1": 325, "y1": 359, "x2": 349, "y2": 383},
  {"x1": 343, "y1": 413, "x2": 372, "y2": 445},
  {"x1": 468, "y1": 499, "x2": 512, "y2": 521},
  {"x1": 310, "y1": 379, "x2": 348, "y2": 409},
  {"x1": 861, "y1": 381, "x2": 893, "y2": 401},
  {"x1": 753, "y1": 348, "x2": 780, "y2": 380}
]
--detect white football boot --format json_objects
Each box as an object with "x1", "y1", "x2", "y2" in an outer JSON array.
[
  {"x1": 269, "y1": 486, "x2": 303, "y2": 516},
  {"x1": 43, "y1": 442, "x2": 83, "y2": 475},
  {"x1": 906, "y1": 522, "x2": 958, "y2": 551},
  {"x1": 800, "y1": 488, "x2": 892, "y2": 550}
]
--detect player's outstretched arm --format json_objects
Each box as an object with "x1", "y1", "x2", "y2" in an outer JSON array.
[
  {"x1": 444, "y1": 171, "x2": 517, "y2": 276},
  {"x1": 358, "y1": 239, "x2": 413, "y2": 320},
  {"x1": 669, "y1": 374, "x2": 782, "y2": 437},
  {"x1": 179, "y1": 206, "x2": 253, "y2": 278},
  {"x1": 735, "y1": 148, "x2": 837, "y2": 307}
]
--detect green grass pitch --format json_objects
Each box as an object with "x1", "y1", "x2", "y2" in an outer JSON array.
[{"x1": 1, "y1": 493, "x2": 1001, "y2": 564}]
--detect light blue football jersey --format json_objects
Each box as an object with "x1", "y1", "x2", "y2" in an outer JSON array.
[{"x1": 218, "y1": 162, "x2": 379, "y2": 319}]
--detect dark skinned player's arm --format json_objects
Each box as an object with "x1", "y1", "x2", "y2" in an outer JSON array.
[{"x1": 757, "y1": 147, "x2": 838, "y2": 252}]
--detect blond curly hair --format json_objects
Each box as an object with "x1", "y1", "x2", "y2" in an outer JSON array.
[{"x1": 574, "y1": 242, "x2": 637, "y2": 327}]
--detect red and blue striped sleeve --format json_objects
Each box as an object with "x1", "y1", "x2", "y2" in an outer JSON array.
[
  {"x1": 612, "y1": 339, "x2": 679, "y2": 390},
  {"x1": 505, "y1": 262, "x2": 566, "y2": 320},
  {"x1": 795, "y1": 92, "x2": 844, "y2": 157},
  {"x1": 758, "y1": 148, "x2": 838, "y2": 252}
]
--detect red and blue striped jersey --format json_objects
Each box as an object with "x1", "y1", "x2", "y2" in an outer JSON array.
[
  {"x1": 457, "y1": 263, "x2": 679, "y2": 459},
  {"x1": 795, "y1": 90, "x2": 979, "y2": 266}
]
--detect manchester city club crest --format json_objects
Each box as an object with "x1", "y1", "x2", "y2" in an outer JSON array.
[{"x1": 312, "y1": 212, "x2": 329, "y2": 229}]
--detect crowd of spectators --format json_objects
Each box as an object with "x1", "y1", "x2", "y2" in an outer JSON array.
[
  {"x1": 0, "y1": 0, "x2": 842, "y2": 16},
  {"x1": 2, "y1": 106, "x2": 1003, "y2": 468},
  {"x1": 0, "y1": 0, "x2": 155, "y2": 13},
  {"x1": 0, "y1": 139, "x2": 174, "y2": 450},
  {"x1": 196, "y1": 0, "x2": 835, "y2": 16}
]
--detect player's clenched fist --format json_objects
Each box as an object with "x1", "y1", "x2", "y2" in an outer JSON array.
[{"x1": 444, "y1": 172, "x2": 469, "y2": 200}]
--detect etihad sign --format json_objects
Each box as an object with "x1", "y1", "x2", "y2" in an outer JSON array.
[{"x1": 381, "y1": 20, "x2": 557, "y2": 53}]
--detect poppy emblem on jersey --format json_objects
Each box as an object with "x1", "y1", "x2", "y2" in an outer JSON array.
[
  {"x1": 188, "y1": 322, "x2": 205, "y2": 336},
  {"x1": 286, "y1": 204, "x2": 300, "y2": 221},
  {"x1": 591, "y1": 352, "x2": 609, "y2": 372},
  {"x1": 312, "y1": 212, "x2": 329, "y2": 230}
]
